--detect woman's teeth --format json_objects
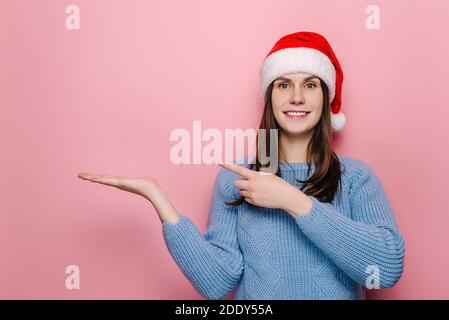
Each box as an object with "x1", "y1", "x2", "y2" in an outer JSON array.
[{"x1": 285, "y1": 111, "x2": 310, "y2": 118}]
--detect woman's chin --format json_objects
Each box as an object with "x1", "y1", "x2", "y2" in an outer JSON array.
[{"x1": 278, "y1": 122, "x2": 311, "y2": 135}]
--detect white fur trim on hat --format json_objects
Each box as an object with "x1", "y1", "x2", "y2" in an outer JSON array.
[
  {"x1": 260, "y1": 47, "x2": 336, "y2": 102},
  {"x1": 331, "y1": 111, "x2": 346, "y2": 132}
]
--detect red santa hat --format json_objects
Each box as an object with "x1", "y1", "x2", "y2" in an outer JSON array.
[{"x1": 260, "y1": 31, "x2": 346, "y2": 132}]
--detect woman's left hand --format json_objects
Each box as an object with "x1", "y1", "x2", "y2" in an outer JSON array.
[{"x1": 218, "y1": 162, "x2": 313, "y2": 216}]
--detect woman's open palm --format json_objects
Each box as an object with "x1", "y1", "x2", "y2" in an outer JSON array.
[
  {"x1": 78, "y1": 172, "x2": 159, "y2": 200},
  {"x1": 78, "y1": 171, "x2": 180, "y2": 223}
]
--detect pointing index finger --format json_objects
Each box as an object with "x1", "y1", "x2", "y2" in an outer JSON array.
[{"x1": 218, "y1": 162, "x2": 254, "y2": 179}]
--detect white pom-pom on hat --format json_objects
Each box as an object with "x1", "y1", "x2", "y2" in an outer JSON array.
[{"x1": 330, "y1": 111, "x2": 346, "y2": 132}]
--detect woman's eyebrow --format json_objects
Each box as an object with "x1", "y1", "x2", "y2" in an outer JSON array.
[{"x1": 276, "y1": 76, "x2": 319, "y2": 82}]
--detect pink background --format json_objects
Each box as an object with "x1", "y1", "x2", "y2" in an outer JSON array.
[{"x1": 1, "y1": 0, "x2": 448, "y2": 299}]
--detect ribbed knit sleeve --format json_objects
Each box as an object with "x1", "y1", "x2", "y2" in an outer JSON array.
[
  {"x1": 162, "y1": 168, "x2": 244, "y2": 300},
  {"x1": 295, "y1": 163, "x2": 405, "y2": 288}
]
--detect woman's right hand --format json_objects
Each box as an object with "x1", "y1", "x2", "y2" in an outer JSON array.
[{"x1": 77, "y1": 172, "x2": 180, "y2": 224}]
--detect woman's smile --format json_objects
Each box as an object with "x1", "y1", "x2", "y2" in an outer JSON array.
[{"x1": 283, "y1": 110, "x2": 311, "y2": 120}]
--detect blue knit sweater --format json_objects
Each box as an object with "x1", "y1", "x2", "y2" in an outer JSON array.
[{"x1": 162, "y1": 154, "x2": 405, "y2": 300}]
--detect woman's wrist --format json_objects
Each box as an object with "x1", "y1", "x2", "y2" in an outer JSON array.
[
  {"x1": 281, "y1": 186, "x2": 313, "y2": 218},
  {"x1": 145, "y1": 184, "x2": 181, "y2": 224}
]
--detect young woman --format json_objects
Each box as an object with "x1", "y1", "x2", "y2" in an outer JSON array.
[{"x1": 78, "y1": 31, "x2": 405, "y2": 300}]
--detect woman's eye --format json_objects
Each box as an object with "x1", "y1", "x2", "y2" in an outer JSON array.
[
  {"x1": 305, "y1": 82, "x2": 317, "y2": 89},
  {"x1": 278, "y1": 82, "x2": 289, "y2": 89}
]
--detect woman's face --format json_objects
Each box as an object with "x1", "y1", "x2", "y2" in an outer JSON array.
[{"x1": 271, "y1": 72, "x2": 324, "y2": 136}]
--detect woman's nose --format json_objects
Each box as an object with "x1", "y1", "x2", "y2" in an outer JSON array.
[{"x1": 289, "y1": 87, "x2": 305, "y2": 104}]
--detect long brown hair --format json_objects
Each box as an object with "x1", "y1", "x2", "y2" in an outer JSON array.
[{"x1": 225, "y1": 78, "x2": 343, "y2": 206}]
